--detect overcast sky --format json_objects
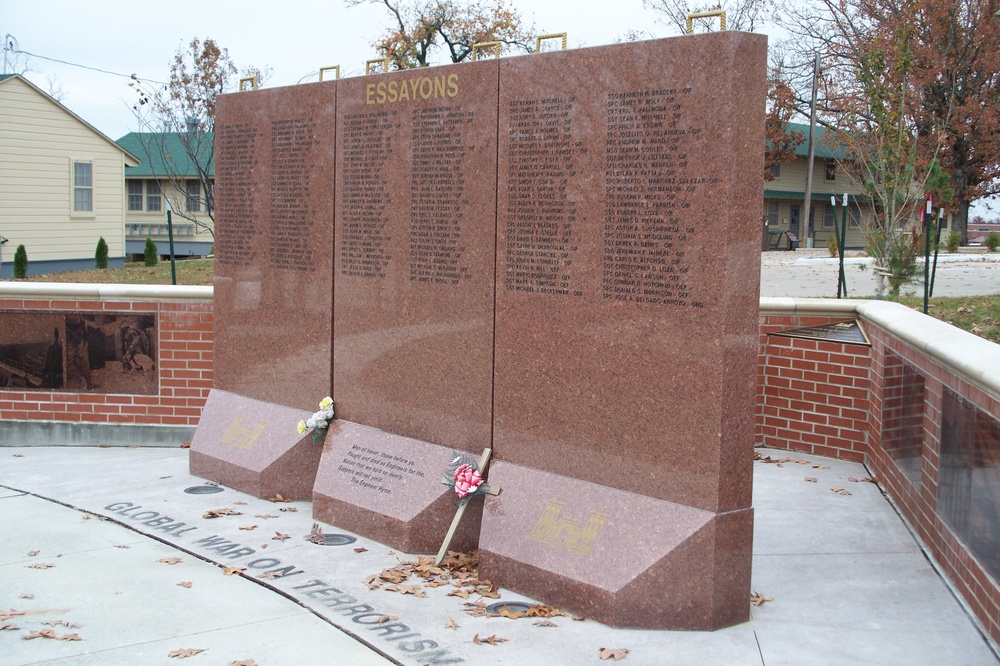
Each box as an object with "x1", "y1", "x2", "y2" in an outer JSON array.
[
  {"x1": 4, "y1": 1, "x2": 994, "y2": 216},
  {"x1": 3, "y1": 0, "x2": 678, "y2": 140}
]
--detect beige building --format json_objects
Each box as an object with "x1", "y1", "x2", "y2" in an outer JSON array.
[
  {"x1": 0, "y1": 74, "x2": 138, "y2": 277},
  {"x1": 764, "y1": 123, "x2": 875, "y2": 250}
]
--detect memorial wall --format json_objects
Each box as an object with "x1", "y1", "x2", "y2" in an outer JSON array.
[{"x1": 195, "y1": 31, "x2": 767, "y2": 629}]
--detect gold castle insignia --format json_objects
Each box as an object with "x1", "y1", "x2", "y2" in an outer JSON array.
[
  {"x1": 219, "y1": 413, "x2": 268, "y2": 451},
  {"x1": 527, "y1": 499, "x2": 610, "y2": 557}
]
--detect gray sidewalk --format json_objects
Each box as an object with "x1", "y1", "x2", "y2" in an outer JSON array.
[
  {"x1": 760, "y1": 249, "x2": 1000, "y2": 298},
  {"x1": 1, "y1": 446, "x2": 996, "y2": 665}
]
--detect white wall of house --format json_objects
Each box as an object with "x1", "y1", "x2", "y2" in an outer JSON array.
[{"x1": 0, "y1": 76, "x2": 135, "y2": 276}]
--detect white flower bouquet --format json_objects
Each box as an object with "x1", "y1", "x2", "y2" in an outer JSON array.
[{"x1": 296, "y1": 396, "x2": 335, "y2": 443}]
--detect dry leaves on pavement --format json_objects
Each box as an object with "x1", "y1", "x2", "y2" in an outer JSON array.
[
  {"x1": 599, "y1": 647, "x2": 630, "y2": 660},
  {"x1": 222, "y1": 567, "x2": 246, "y2": 577},
  {"x1": 750, "y1": 591, "x2": 774, "y2": 606},
  {"x1": 473, "y1": 633, "x2": 508, "y2": 645},
  {"x1": 255, "y1": 514, "x2": 279, "y2": 520},
  {"x1": 203, "y1": 508, "x2": 243, "y2": 519},
  {"x1": 26, "y1": 563, "x2": 55, "y2": 569},
  {"x1": 272, "y1": 532, "x2": 291, "y2": 542},
  {"x1": 168, "y1": 648, "x2": 205, "y2": 658},
  {"x1": 239, "y1": 525, "x2": 257, "y2": 531},
  {"x1": 177, "y1": 582, "x2": 193, "y2": 588},
  {"x1": 159, "y1": 557, "x2": 183, "y2": 565}
]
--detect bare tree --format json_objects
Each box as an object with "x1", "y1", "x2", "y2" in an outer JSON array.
[
  {"x1": 129, "y1": 38, "x2": 270, "y2": 233},
  {"x1": 349, "y1": 0, "x2": 534, "y2": 69}
]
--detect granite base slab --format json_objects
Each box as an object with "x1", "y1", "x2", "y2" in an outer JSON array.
[
  {"x1": 189, "y1": 389, "x2": 321, "y2": 500},
  {"x1": 312, "y1": 420, "x2": 483, "y2": 554},
  {"x1": 478, "y1": 461, "x2": 753, "y2": 630}
]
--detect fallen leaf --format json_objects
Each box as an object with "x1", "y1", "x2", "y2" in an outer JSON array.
[
  {"x1": 230, "y1": 661, "x2": 257, "y2": 666},
  {"x1": 58, "y1": 633, "x2": 83, "y2": 641},
  {"x1": 24, "y1": 629, "x2": 57, "y2": 640},
  {"x1": 18, "y1": 594, "x2": 33, "y2": 599},
  {"x1": 793, "y1": 459, "x2": 811, "y2": 464},
  {"x1": 533, "y1": 620, "x2": 558, "y2": 627},
  {"x1": 159, "y1": 557, "x2": 183, "y2": 565},
  {"x1": 860, "y1": 477, "x2": 877, "y2": 483},
  {"x1": 258, "y1": 571, "x2": 283, "y2": 580},
  {"x1": 1, "y1": 622, "x2": 19, "y2": 630},
  {"x1": 0, "y1": 610, "x2": 27, "y2": 621},
  {"x1": 203, "y1": 508, "x2": 242, "y2": 519},
  {"x1": 445, "y1": 618, "x2": 459, "y2": 630},
  {"x1": 279, "y1": 507, "x2": 298, "y2": 513},
  {"x1": 750, "y1": 591, "x2": 774, "y2": 606},
  {"x1": 272, "y1": 532, "x2": 290, "y2": 542},
  {"x1": 27, "y1": 563, "x2": 55, "y2": 569},
  {"x1": 81, "y1": 514, "x2": 92, "y2": 520},
  {"x1": 26, "y1": 550, "x2": 39, "y2": 557},
  {"x1": 354, "y1": 547, "x2": 368, "y2": 553},
  {"x1": 813, "y1": 464, "x2": 830, "y2": 469},
  {"x1": 239, "y1": 525, "x2": 258, "y2": 531},
  {"x1": 363, "y1": 575, "x2": 382, "y2": 590},
  {"x1": 178, "y1": 581, "x2": 193, "y2": 588},
  {"x1": 222, "y1": 567, "x2": 246, "y2": 576},
  {"x1": 180, "y1": 442, "x2": 192, "y2": 449},
  {"x1": 805, "y1": 477, "x2": 817, "y2": 483},
  {"x1": 255, "y1": 514, "x2": 279, "y2": 520},
  {"x1": 599, "y1": 647, "x2": 630, "y2": 660},
  {"x1": 268, "y1": 494, "x2": 291, "y2": 503},
  {"x1": 43, "y1": 620, "x2": 80, "y2": 628},
  {"x1": 448, "y1": 587, "x2": 473, "y2": 599},
  {"x1": 831, "y1": 487, "x2": 852, "y2": 496},
  {"x1": 168, "y1": 648, "x2": 206, "y2": 658},
  {"x1": 386, "y1": 584, "x2": 427, "y2": 597},
  {"x1": 307, "y1": 522, "x2": 325, "y2": 544},
  {"x1": 473, "y1": 633, "x2": 508, "y2": 646}
]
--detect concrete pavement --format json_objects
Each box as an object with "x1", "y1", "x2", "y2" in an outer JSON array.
[
  {"x1": 760, "y1": 248, "x2": 1000, "y2": 298},
  {"x1": 1, "y1": 446, "x2": 996, "y2": 665}
]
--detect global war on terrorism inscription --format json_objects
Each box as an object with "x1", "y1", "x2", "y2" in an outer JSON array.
[{"x1": 190, "y1": 29, "x2": 766, "y2": 630}]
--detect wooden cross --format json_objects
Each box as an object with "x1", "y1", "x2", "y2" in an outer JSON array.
[{"x1": 434, "y1": 448, "x2": 501, "y2": 565}]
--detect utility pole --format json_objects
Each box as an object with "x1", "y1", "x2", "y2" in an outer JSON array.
[{"x1": 802, "y1": 52, "x2": 821, "y2": 250}]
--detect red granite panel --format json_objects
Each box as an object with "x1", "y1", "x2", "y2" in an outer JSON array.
[
  {"x1": 312, "y1": 420, "x2": 483, "y2": 553},
  {"x1": 213, "y1": 83, "x2": 336, "y2": 409},
  {"x1": 332, "y1": 61, "x2": 499, "y2": 452},
  {"x1": 190, "y1": 389, "x2": 321, "y2": 500},
  {"x1": 478, "y1": 461, "x2": 752, "y2": 629},
  {"x1": 492, "y1": 32, "x2": 767, "y2": 513}
]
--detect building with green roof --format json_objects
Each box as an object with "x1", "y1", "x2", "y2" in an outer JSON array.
[{"x1": 116, "y1": 131, "x2": 215, "y2": 258}]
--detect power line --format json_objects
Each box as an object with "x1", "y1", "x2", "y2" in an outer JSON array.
[{"x1": 11, "y1": 47, "x2": 168, "y2": 86}]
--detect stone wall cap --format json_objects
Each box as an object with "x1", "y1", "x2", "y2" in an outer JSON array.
[{"x1": 0, "y1": 282, "x2": 213, "y2": 302}]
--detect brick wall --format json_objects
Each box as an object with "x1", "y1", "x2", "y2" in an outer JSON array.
[
  {"x1": 758, "y1": 298, "x2": 1000, "y2": 648},
  {"x1": 3, "y1": 287, "x2": 998, "y2": 647},
  {"x1": 0, "y1": 285, "x2": 213, "y2": 427},
  {"x1": 757, "y1": 312, "x2": 871, "y2": 462}
]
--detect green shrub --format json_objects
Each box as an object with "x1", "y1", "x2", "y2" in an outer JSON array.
[
  {"x1": 946, "y1": 231, "x2": 961, "y2": 253},
  {"x1": 826, "y1": 234, "x2": 838, "y2": 257},
  {"x1": 13, "y1": 244, "x2": 27, "y2": 279},
  {"x1": 985, "y1": 231, "x2": 1000, "y2": 252},
  {"x1": 143, "y1": 238, "x2": 159, "y2": 267},
  {"x1": 95, "y1": 237, "x2": 109, "y2": 269}
]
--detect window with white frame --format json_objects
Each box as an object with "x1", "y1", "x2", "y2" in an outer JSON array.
[
  {"x1": 185, "y1": 179, "x2": 201, "y2": 212},
  {"x1": 764, "y1": 200, "x2": 779, "y2": 227},
  {"x1": 128, "y1": 180, "x2": 143, "y2": 211},
  {"x1": 146, "y1": 180, "x2": 162, "y2": 212},
  {"x1": 73, "y1": 161, "x2": 93, "y2": 212}
]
